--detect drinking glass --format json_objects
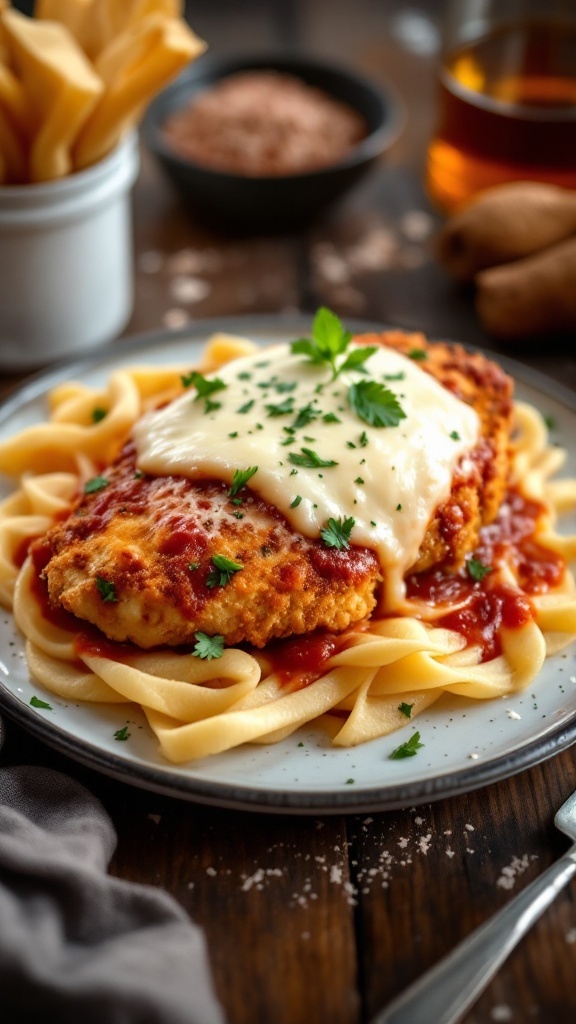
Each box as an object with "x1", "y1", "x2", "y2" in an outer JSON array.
[{"x1": 425, "y1": 0, "x2": 576, "y2": 213}]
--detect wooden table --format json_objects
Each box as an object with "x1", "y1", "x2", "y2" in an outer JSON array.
[{"x1": 2, "y1": 2, "x2": 576, "y2": 1022}]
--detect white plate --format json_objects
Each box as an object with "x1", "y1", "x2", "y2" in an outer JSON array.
[{"x1": 1, "y1": 315, "x2": 575, "y2": 813}]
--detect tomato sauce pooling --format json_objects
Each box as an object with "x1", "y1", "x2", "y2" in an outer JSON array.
[
  {"x1": 262, "y1": 632, "x2": 342, "y2": 691},
  {"x1": 406, "y1": 488, "x2": 565, "y2": 661}
]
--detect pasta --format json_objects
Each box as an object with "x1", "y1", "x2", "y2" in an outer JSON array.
[{"x1": 1, "y1": 331, "x2": 576, "y2": 764}]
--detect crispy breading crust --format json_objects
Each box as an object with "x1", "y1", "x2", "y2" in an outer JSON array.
[{"x1": 31, "y1": 332, "x2": 513, "y2": 649}]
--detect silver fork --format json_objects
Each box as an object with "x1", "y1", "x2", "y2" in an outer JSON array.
[{"x1": 372, "y1": 787, "x2": 576, "y2": 1024}]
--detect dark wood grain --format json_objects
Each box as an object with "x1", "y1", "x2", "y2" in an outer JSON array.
[{"x1": 2, "y1": 2, "x2": 576, "y2": 1023}]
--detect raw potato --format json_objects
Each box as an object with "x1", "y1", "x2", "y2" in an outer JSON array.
[
  {"x1": 475, "y1": 236, "x2": 576, "y2": 339},
  {"x1": 436, "y1": 182, "x2": 576, "y2": 282}
]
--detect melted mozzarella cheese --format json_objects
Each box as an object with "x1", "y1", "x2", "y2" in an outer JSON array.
[{"x1": 134, "y1": 342, "x2": 480, "y2": 606}]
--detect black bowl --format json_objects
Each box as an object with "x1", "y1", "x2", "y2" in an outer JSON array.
[{"x1": 142, "y1": 51, "x2": 403, "y2": 234}]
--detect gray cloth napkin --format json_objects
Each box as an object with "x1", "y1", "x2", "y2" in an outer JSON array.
[{"x1": 0, "y1": 762, "x2": 226, "y2": 1024}]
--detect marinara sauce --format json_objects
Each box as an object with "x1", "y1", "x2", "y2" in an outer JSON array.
[{"x1": 406, "y1": 487, "x2": 565, "y2": 661}]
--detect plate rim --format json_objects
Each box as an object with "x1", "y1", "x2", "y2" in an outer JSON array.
[{"x1": 1, "y1": 312, "x2": 576, "y2": 814}]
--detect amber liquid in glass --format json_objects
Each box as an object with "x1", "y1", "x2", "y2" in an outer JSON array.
[{"x1": 426, "y1": 19, "x2": 576, "y2": 213}]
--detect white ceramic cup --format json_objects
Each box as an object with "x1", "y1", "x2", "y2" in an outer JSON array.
[{"x1": 0, "y1": 131, "x2": 140, "y2": 372}]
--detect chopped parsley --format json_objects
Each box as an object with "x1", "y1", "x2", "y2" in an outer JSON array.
[
  {"x1": 266, "y1": 397, "x2": 295, "y2": 417},
  {"x1": 193, "y1": 632, "x2": 224, "y2": 660},
  {"x1": 390, "y1": 731, "x2": 424, "y2": 759},
  {"x1": 91, "y1": 407, "x2": 107, "y2": 423},
  {"x1": 188, "y1": 562, "x2": 201, "y2": 571},
  {"x1": 95, "y1": 576, "x2": 118, "y2": 602},
  {"x1": 292, "y1": 402, "x2": 319, "y2": 429},
  {"x1": 398, "y1": 701, "x2": 414, "y2": 718},
  {"x1": 206, "y1": 554, "x2": 243, "y2": 588},
  {"x1": 289, "y1": 495, "x2": 302, "y2": 508},
  {"x1": 450, "y1": 430, "x2": 461, "y2": 441},
  {"x1": 229, "y1": 466, "x2": 258, "y2": 497},
  {"x1": 408, "y1": 348, "x2": 427, "y2": 361},
  {"x1": 467, "y1": 557, "x2": 493, "y2": 582},
  {"x1": 84, "y1": 476, "x2": 109, "y2": 494},
  {"x1": 114, "y1": 726, "x2": 130, "y2": 741},
  {"x1": 288, "y1": 448, "x2": 338, "y2": 469},
  {"x1": 323, "y1": 412, "x2": 341, "y2": 424},
  {"x1": 182, "y1": 370, "x2": 227, "y2": 399},
  {"x1": 348, "y1": 380, "x2": 406, "y2": 428},
  {"x1": 30, "y1": 695, "x2": 52, "y2": 709},
  {"x1": 321, "y1": 516, "x2": 355, "y2": 550},
  {"x1": 237, "y1": 399, "x2": 255, "y2": 414}
]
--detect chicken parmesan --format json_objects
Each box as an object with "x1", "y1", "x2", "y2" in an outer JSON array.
[
  {"x1": 1, "y1": 310, "x2": 576, "y2": 764},
  {"x1": 30, "y1": 323, "x2": 513, "y2": 650}
]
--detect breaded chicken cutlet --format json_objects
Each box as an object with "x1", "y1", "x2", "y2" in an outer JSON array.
[{"x1": 30, "y1": 332, "x2": 514, "y2": 649}]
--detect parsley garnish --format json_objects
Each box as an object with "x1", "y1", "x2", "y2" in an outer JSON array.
[
  {"x1": 348, "y1": 380, "x2": 406, "y2": 428},
  {"x1": 339, "y1": 345, "x2": 378, "y2": 375},
  {"x1": 292, "y1": 402, "x2": 319, "y2": 429},
  {"x1": 288, "y1": 448, "x2": 338, "y2": 469},
  {"x1": 450, "y1": 430, "x2": 461, "y2": 440},
  {"x1": 84, "y1": 476, "x2": 109, "y2": 494},
  {"x1": 206, "y1": 554, "x2": 243, "y2": 588},
  {"x1": 229, "y1": 466, "x2": 258, "y2": 497},
  {"x1": 291, "y1": 308, "x2": 378, "y2": 381},
  {"x1": 390, "y1": 731, "x2": 424, "y2": 759},
  {"x1": 467, "y1": 557, "x2": 493, "y2": 582},
  {"x1": 408, "y1": 349, "x2": 427, "y2": 361},
  {"x1": 193, "y1": 632, "x2": 225, "y2": 660},
  {"x1": 182, "y1": 370, "x2": 227, "y2": 399},
  {"x1": 290, "y1": 307, "x2": 352, "y2": 380},
  {"x1": 398, "y1": 701, "x2": 414, "y2": 718},
  {"x1": 204, "y1": 399, "x2": 221, "y2": 414},
  {"x1": 188, "y1": 562, "x2": 200, "y2": 571},
  {"x1": 91, "y1": 407, "x2": 107, "y2": 423},
  {"x1": 95, "y1": 576, "x2": 118, "y2": 602},
  {"x1": 323, "y1": 413, "x2": 341, "y2": 424},
  {"x1": 237, "y1": 399, "x2": 255, "y2": 414},
  {"x1": 30, "y1": 695, "x2": 52, "y2": 709},
  {"x1": 321, "y1": 516, "x2": 355, "y2": 550},
  {"x1": 290, "y1": 495, "x2": 303, "y2": 508},
  {"x1": 114, "y1": 726, "x2": 130, "y2": 741},
  {"x1": 266, "y1": 397, "x2": 295, "y2": 417}
]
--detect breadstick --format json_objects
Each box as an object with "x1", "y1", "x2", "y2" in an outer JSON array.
[
  {"x1": 475, "y1": 235, "x2": 576, "y2": 339},
  {"x1": 436, "y1": 182, "x2": 576, "y2": 282}
]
